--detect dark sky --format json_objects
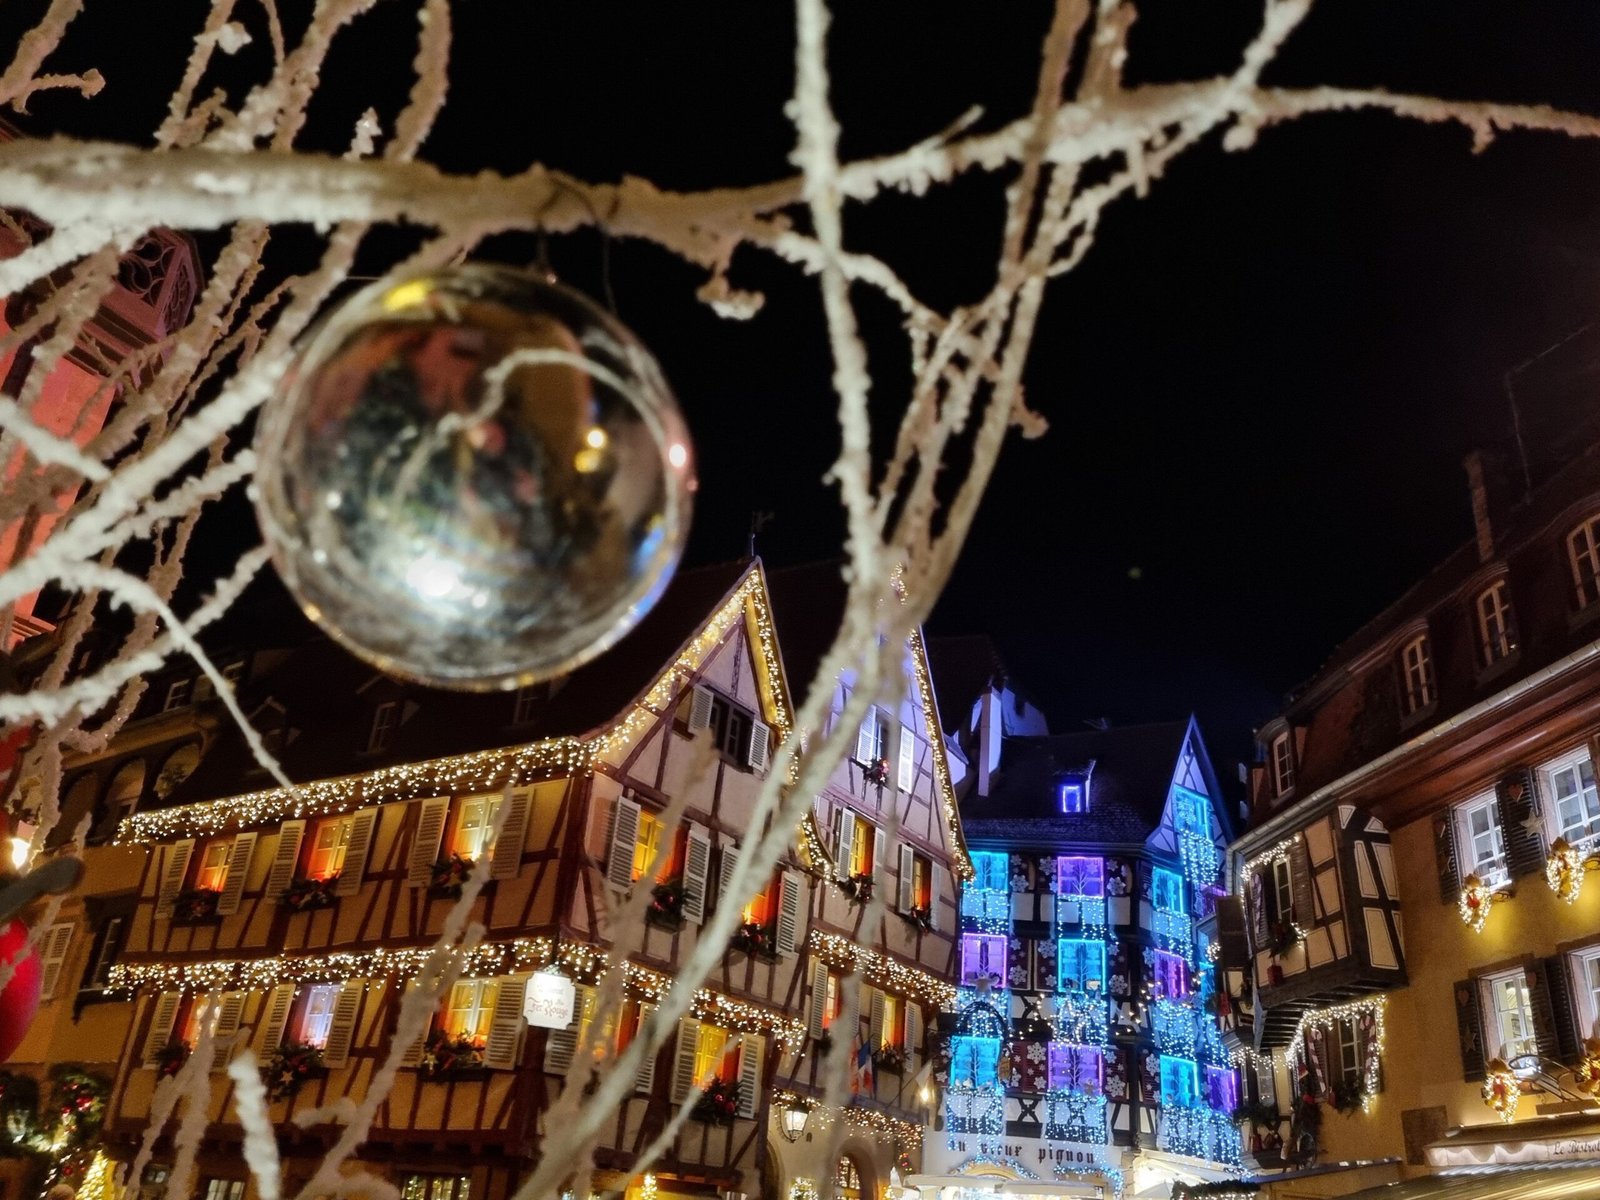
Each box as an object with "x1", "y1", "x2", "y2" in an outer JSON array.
[{"x1": 14, "y1": 0, "x2": 1600, "y2": 767}]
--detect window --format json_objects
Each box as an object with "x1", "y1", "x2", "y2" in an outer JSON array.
[
  {"x1": 1057, "y1": 939, "x2": 1107, "y2": 992},
  {"x1": 1159, "y1": 1057, "x2": 1199, "y2": 1107},
  {"x1": 693, "y1": 1023, "x2": 736, "y2": 1085},
  {"x1": 296, "y1": 983, "x2": 340, "y2": 1049},
  {"x1": 708, "y1": 695, "x2": 754, "y2": 764},
  {"x1": 1047, "y1": 1043, "x2": 1103, "y2": 1094},
  {"x1": 1544, "y1": 750, "x2": 1600, "y2": 849},
  {"x1": 368, "y1": 701, "x2": 399, "y2": 752},
  {"x1": 1574, "y1": 948, "x2": 1600, "y2": 1040},
  {"x1": 201, "y1": 1181, "x2": 246, "y2": 1200},
  {"x1": 1271, "y1": 859, "x2": 1293, "y2": 922},
  {"x1": 1205, "y1": 1065, "x2": 1239, "y2": 1113},
  {"x1": 307, "y1": 816, "x2": 354, "y2": 880},
  {"x1": 822, "y1": 971, "x2": 843, "y2": 1029},
  {"x1": 1399, "y1": 634, "x2": 1436, "y2": 713},
  {"x1": 835, "y1": 1157, "x2": 862, "y2": 1200},
  {"x1": 910, "y1": 852, "x2": 932, "y2": 910},
  {"x1": 856, "y1": 708, "x2": 888, "y2": 765},
  {"x1": 1271, "y1": 733, "x2": 1295, "y2": 796},
  {"x1": 742, "y1": 872, "x2": 777, "y2": 925},
  {"x1": 1454, "y1": 792, "x2": 1507, "y2": 886},
  {"x1": 400, "y1": 1176, "x2": 469, "y2": 1200},
  {"x1": 1056, "y1": 856, "x2": 1105, "y2": 898},
  {"x1": 971, "y1": 851, "x2": 1009, "y2": 892},
  {"x1": 633, "y1": 810, "x2": 665, "y2": 881},
  {"x1": 194, "y1": 839, "x2": 233, "y2": 892},
  {"x1": 512, "y1": 686, "x2": 538, "y2": 724},
  {"x1": 948, "y1": 1036, "x2": 1001, "y2": 1086},
  {"x1": 81, "y1": 915, "x2": 127, "y2": 991},
  {"x1": 452, "y1": 794, "x2": 503, "y2": 862},
  {"x1": 1476, "y1": 581, "x2": 1516, "y2": 665},
  {"x1": 1058, "y1": 781, "x2": 1087, "y2": 814},
  {"x1": 164, "y1": 678, "x2": 192, "y2": 711},
  {"x1": 1336, "y1": 1017, "x2": 1360, "y2": 1086},
  {"x1": 878, "y1": 992, "x2": 906, "y2": 1049},
  {"x1": 1569, "y1": 516, "x2": 1600, "y2": 608},
  {"x1": 442, "y1": 978, "x2": 499, "y2": 1047},
  {"x1": 1153, "y1": 868, "x2": 1185, "y2": 914},
  {"x1": 1481, "y1": 969, "x2": 1536, "y2": 1060},
  {"x1": 834, "y1": 809, "x2": 876, "y2": 877},
  {"x1": 1255, "y1": 1059, "x2": 1277, "y2": 1109},
  {"x1": 960, "y1": 934, "x2": 1006, "y2": 986},
  {"x1": 1152, "y1": 950, "x2": 1189, "y2": 1000}
]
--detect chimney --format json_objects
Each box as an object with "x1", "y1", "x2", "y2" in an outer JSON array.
[{"x1": 1464, "y1": 450, "x2": 1495, "y2": 563}]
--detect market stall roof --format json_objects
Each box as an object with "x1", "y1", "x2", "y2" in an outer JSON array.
[{"x1": 1338, "y1": 1163, "x2": 1600, "y2": 1199}]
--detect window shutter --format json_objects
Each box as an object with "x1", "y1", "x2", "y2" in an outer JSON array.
[
  {"x1": 687, "y1": 686, "x2": 715, "y2": 733},
  {"x1": 834, "y1": 809, "x2": 855, "y2": 872},
  {"x1": 211, "y1": 992, "x2": 247, "y2": 1071},
  {"x1": 897, "y1": 846, "x2": 915, "y2": 913},
  {"x1": 490, "y1": 789, "x2": 533, "y2": 881},
  {"x1": 483, "y1": 973, "x2": 530, "y2": 1069},
  {"x1": 1453, "y1": 978, "x2": 1486, "y2": 1082},
  {"x1": 1497, "y1": 770, "x2": 1546, "y2": 880},
  {"x1": 747, "y1": 722, "x2": 771, "y2": 773},
  {"x1": 321, "y1": 980, "x2": 364, "y2": 1069},
  {"x1": 544, "y1": 982, "x2": 593, "y2": 1074},
  {"x1": 682, "y1": 824, "x2": 713, "y2": 925},
  {"x1": 907, "y1": 1002, "x2": 924, "y2": 1069},
  {"x1": 1287, "y1": 838, "x2": 1315, "y2": 929},
  {"x1": 1249, "y1": 872, "x2": 1270, "y2": 948},
  {"x1": 856, "y1": 713, "x2": 878, "y2": 764},
  {"x1": 776, "y1": 871, "x2": 802, "y2": 956},
  {"x1": 336, "y1": 808, "x2": 379, "y2": 895},
  {"x1": 671, "y1": 1017, "x2": 701, "y2": 1103},
  {"x1": 142, "y1": 992, "x2": 182, "y2": 1065},
  {"x1": 1433, "y1": 813, "x2": 1460, "y2": 903},
  {"x1": 407, "y1": 797, "x2": 450, "y2": 887},
  {"x1": 736, "y1": 1033, "x2": 764, "y2": 1118},
  {"x1": 216, "y1": 832, "x2": 258, "y2": 916},
  {"x1": 37, "y1": 923, "x2": 73, "y2": 1001},
  {"x1": 719, "y1": 844, "x2": 741, "y2": 913},
  {"x1": 258, "y1": 983, "x2": 297, "y2": 1053},
  {"x1": 869, "y1": 988, "x2": 886, "y2": 1049},
  {"x1": 398, "y1": 980, "x2": 428, "y2": 1068},
  {"x1": 874, "y1": 826, "x2": 886, "y2": 878},
  {"x1": 265, "y1": 821, "x2": 306, "y2": 902},
  {"x1": 808, "y1": 959, "x2": 830, "y2": 1040},
  {"x1": 898, "y1": 727, "x2": 916, "y2": 792},
  {"x1": 635, "y1": 1003, "x2": 658, "y2": 1093},
  {"x1": 155, "y1": 840, "x2": 195, "y2": 916},
  {"x1": 928, "y1": 867, "x2": 940, "y2": 931},
  {"x1": 606, "y1": 796, "x2": 642, "y2": 892}
]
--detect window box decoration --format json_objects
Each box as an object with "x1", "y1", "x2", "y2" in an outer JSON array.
[
  {"x1": 48, "y1": 1067, "x2": 109, "y2": 1149},
  {"x1": 171, "y1": 888, "x2": 220, "y2": 923},
  {"x1": 263, "y1": 1041, "x2": 328, "y2": 1101},
  {"x1": 1573, "y1": 1038, "x2": 1600, "y2": 1098},
  {"x1": 839, "y1": 873, "x2": 874, "y2": 906},
  {"x1": 156, "y1": 1041, "x2": 190, "y2": 1079},
  {"x1": 1266, "y1": 918, "x2": 1298, "y2": 958},
  {"x1": 648, "y1": 879, "x2": 686, "y2": 929},
  {"x1": 1481, "y1": 1057, "x2": 1521, "y2": 1123},
  {"x1": 1545, "y1": 837, "x2": 1600, "y2": 904},
  {"x1": 903, "y1": 905, "x2": 934, "y2": 932},
  {"x1": 730, "y1": 921, "x2": 777, "y2": 960},
  {"x1": 428, "y1": 854, "x2": 475, "y2": 898},
  {"x1": 1457, "y1": 872, "x2": 1511, "y2": 934},
  {"x1": 419, "y1": 1030, "x2": 486, "y2": 1081},
  {"x1": 1329, "y1": 1080, "x2": 1362, "y2": 1114},
  {"x1": 691, "y1": 1077, "x2": 741, "y2": 1125},
  {"x1": 872, "y1": 1045, "x2": 908, "y2": 1074},
  {"x1": 863, "y1": 758, "x2": 890, "y2": 788},
  {"x1": 279, "y1": 875, "x2": 341, "y2": 912}
]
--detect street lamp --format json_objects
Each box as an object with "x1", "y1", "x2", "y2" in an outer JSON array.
[{"x1": 781, "y1": 1100, "x2": 810, "y2": 1143}]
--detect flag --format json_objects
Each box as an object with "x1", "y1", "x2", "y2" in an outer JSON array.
[{"x1": 850, "y1": 1033, "x2": 876, "y2": 1095}]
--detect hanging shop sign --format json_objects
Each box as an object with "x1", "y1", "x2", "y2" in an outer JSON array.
[{"x1": 523, "y1": 972, "x2": 576, "y2": 1028}]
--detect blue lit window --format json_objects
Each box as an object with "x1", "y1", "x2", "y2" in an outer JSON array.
[
  {"x1": 949, "y1": 1036, "x2": 1001, "y2": 1086},
  {"x1": 1174, "y1": 790, "x2": 1206, "y2": 835},
  {"x1": 1058, "y1": 780, "x2": 1088, "y2": 813},
  {"x1": 1057, "y1": 939, "x2": 1107, "y2": 992},
  {"x1": 1160, "y1": 1057, "x2": 1199, "y2": 1107},
  {"x1": 1056, "y1": 856, "x2": 1105, "y2": 898},
  {"x1": 971, "y1": 851, "x2": 1009, "y2": 892},
  {"x1": 1153, "y1": 868, "x2": 1185, "y2": 914},
  {"x1": 960, "y1": 934, "x2": 1007, "y2": 986}
]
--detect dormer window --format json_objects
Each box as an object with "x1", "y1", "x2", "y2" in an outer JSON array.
[
  {"x1": 1569, "y1": 515, "x2": 1600, "y2": 609},
  {"x1": 1058, "y1": 779, "x2": 1087, "y2": 814},
  {"x1": 368, "y1": 702, "x2": 399, "y2": 752},
  {"x1": 1399, "y1": 634, "x2": 1436, "y2": 714},
  {"x1": 1270, "y1": 733, "x2": 1294, "y2": 797},
  {"x1": 1475, "y1": 580, "x2": 1516, "y2": 666}
]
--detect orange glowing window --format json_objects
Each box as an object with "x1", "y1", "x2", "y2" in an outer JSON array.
[{"x1": 194, "y1": 840, "x2": 231, "y2": 892}]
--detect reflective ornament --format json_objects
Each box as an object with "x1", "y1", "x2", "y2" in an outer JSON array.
[{"x1": 255, "y1": 267, "x2": 695, "y2": 690}]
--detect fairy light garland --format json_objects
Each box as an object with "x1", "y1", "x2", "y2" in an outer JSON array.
[
  {"x1": 1457, "y1": 873, "x2": 1511, "y2": 934},
  {"x1": 810, "y1": 930, "x2": 956, "y2": 1008},
  {"x1": 1240, "y1": 834, "x2": 1300, "y2": 880},
  {"x1": 1482, "y1": 1058, "x2": 1521, "y2": 1123},
  {"x1": 1285, "y1": 996, "x2": 1386, "y2": 1111},
  {"x1": 909, "y1": 628, "x2": 973, "y2": 882},
  {"x1": 774, "y1": 1092, "x2": 924, "y2": 1149}
]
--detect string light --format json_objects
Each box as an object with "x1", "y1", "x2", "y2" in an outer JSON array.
[
  {"x1": 1240, "y1": 834, "x2": 1300, "y2": 879},
  {"x1": 908, "y1": 629, "x2": 974, "y2": 882},
  {"x1": 639, "y1": 1176, "x2": 657, "y2": 1200},
  {"x1": 776, "y1": 1092, "x2": 924, "y2": 1149},
  {"x1": 1284, "y1": 995, "x2": 1387, "y2": 1108},
  {"x1": 1545, "y1": 837, "x2": 1600, "y2": 904},
  {"x1": 789, "y1": 1180, "x2": 819, "y2": 1200},
  {"x1": 809, "y1": 931, "x2": 956, "y2": 1009},
  {"x1": 1457, "y1": 873, "x2": 1511, "y2": 934},
  {"x1": 1482, "y1": 1059, "x2": 1520, "y2": 1123}
]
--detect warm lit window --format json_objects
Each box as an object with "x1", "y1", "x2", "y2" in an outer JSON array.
[
  {"x1": 879, "y1": 992, "x2": 906, "y2": 1049},
  {"x1": 1569, "y1": 516, "x2": 1600, "y2": 608},
  {"x1": 1271, "y1": 733, "x2": 1295, "y2": 796},
  {"x1": 693, "y1": 1023, "x2": 737, "y2": 1085},
  {"x1": 1543, "y1": 750, "x2": 1600, "y2": 849},
  {"x1": 1399, "y1": 634, "x2": 1436, "y2": 713},
  {"x1": 368, "y1": 701, "x2": 399, "y2": 752},
  {"x1": 855, "y1": 708, "x2": 888, "y2": 765},
  {"x1": 307, "y1": 816, "x2": 353, "y2": 880},
  {"x1": 910, "y1": 853, "x2": 932, "y2": 910},
  {"x1": 1454, "y1": 792, "x2": 1506, "y2": 886},
  {"x1": 1476, "y1": 581, "x2": 1516, "y2": 665},
  {"x1": 442, "y1": 978, "x2": 499, "y2": 1046},
  {"x1": 194, "y1": 839, "x2": 232, "y2": 892},
  {"x1": 400, "y1": 1176, "x2": 469, "y2": 1200},
  {"x1": 453, "y1": 794, "x2": 503, "y2": 861},
  {"x1": 202, "y1": 1181, "x2": 246, "y2": 1200},
  {"x1": 1481, "y1": 969, "x2": 1536, "y2": 1060},
  {"x1": 177, "y1": 997, "x2": 205, "y2": 1048},
  {"x1": 834, "y1": 810, "x2": 876, "y2": 877},
  {"x1": 296, "y1": 984, "x2": 340, "y2": 1049},
  {"x1": 164, "y1": 678, "x2": 193, "y2": 711},
  {"x1": 1574, "y1": 948, "x2": 1600, "y2": 1040},
  {"x1": 822, "y1": 972, "x2": 844, "y2": 1029},
  {"x1": 742, "y1": 873, "x2": 776, "y2": 925},
  {"x1": 633, "y1": 811, "x2": 665, "y2": 881}
]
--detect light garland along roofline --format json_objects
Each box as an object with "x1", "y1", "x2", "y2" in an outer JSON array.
[
  {"x1": 809, "y1": 929, "x2": 957, "y2": 1008},
  {"x1": 909, "y1": 627, "x2": 974, "y2": 882}
]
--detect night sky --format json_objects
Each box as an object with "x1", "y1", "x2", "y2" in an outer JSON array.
[{"x1": 12, "y1": 1, "x2": 1600, "y2": 767}]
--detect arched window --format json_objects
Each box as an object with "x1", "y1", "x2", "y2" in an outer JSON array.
[
  {"x1": 1569, "y1": 515, "x2": 1600, "y2": 609},
  {"x1": 1475, "y1": 580, "x2": 1516, "y2": 666},
  {"x1": 834, "y1": 1157, "x2": 862, "y2": 1200},
  {"x1": 1398, "y1": 633, "x2": 1436, "y2": 714}
]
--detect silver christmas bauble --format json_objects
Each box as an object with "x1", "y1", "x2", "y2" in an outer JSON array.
[{"x1": 254, "y1": 266, "x2": 696, "y2": 690}]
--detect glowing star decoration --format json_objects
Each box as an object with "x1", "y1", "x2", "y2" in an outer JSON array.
[
  {"x1": 254, "y1": 266, "x2": 696, "y2": 691},
  {"x1": 1482, "y1": 1058, "x2": 1521, "y2": 1123},
  {"x1": 1574, "y1": 1039, "x2": 1600, "y2": 1099},
  {"x1": 1545, "y1": 837, "x2": 1600, "y2": 904},
  {"x1": 1457, "y1": 872, "x2": 1508, "y2": 933}
]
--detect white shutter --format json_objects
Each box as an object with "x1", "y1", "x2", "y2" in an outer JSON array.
[
  {"x1": 407, "y1": 797, "x2": 450, "y2": 887},
  {"x1": 336, "y1": 808, "x2": 379, "y2": 895},
  {"x1": 605, "y1": 796, "x2": 642, "y2": 892},
  {"x1": 210, "y1": 992, "x2": 246, "y2": 1070},
  {"x1": 687, "y1": 686, "x2": 715, "y2": 733},
  {"x1": 856, "y1": 712, "x2": 878, "y2": 763},
  {"x1": 155, "y1": 840, "x2": 195, "y2": 916},
  {"x1": 747, "y1": 722, "x2": 771, "y2": 773},
  {"x1": 37, "y1": 923, "x2": 73, "y2": 1001},
  {"x1": 736, "y1": 1033, "x2": 764, "y2": 1119},
  {"x1": 265, "y1": 821, "x2": 306, "y2": 902},
  {"x1": 142, "y1": 992, "x2": 182, "y2": 1065},
  {"x1": 682, "y1": 824, "x2": 712, "y2": 925},
  {"x1": 544, "y1": 982, "x2": 593, "y2": 1074},
  {"x1": 258, "y1": 983, "x2": 297, "y2": 1052},
  {"x1": 898, "y1": 726, "x2": 916, "y2": 792},
  {"x1": 835, "y1": 809, "x2": 855, "y2": 872},
  {"x1": 398, "y1": 979, "x2": 428, "y2": 1068},
  {"x1": 869, "y1": 988, "x2": 886, "y2": 1050},
  {"x1": 719, "y1": 844, "x2": 741, "y2": 913},
  {"x1": 216, "y1": 832, "x2": 258, "y2": 916},
  {"x1": 776, "y1": 871, "x2": 802, "y2": 957},
  {"x1": 929, "y1": 867, "x2": 941, "y2": 931},
  {"x1": 322, "y1": 980, "x2": 365, "y2": 1068},
  {"x1": 490, "y1": 789, "x2": 533, "y2": 881},
  {"x1": 808, "y1": 959, "x2": 830, "y2": 1040},
  {"x1": 874, "y1": 825, "x2": 886, "y2": 879},
  {"x1": 483, "y1": 973, "x2": 530, "y2": 1069},
  {"x1": 907, "y1": 1002, "x2": 924, "y2": 1069},
  {"x1": 671, "y1": 1017, "x2": 701, "y2": 1103},
  {"x1": 897, "y1": 846, "x2": 915, "y2": 913},
  {"x1": 635, "y1": 1002, "x2": 657, "y2": 1093}
]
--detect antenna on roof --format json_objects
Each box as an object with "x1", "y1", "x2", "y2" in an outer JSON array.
[{"x1": 747, "y1": 510, "x2": 774, "y2": 559}]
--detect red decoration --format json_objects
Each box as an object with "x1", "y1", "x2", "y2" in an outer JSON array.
[{"x1": 0, "y1": 919, "x2": 42, "y2": 1063}]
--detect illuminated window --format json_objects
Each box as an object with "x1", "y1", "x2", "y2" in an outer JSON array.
[
  {"x1": 1159, "y1": 1056, "x2": 1199, "y2": 1107},
  {"x1": 1573, "y1": 948, "x2": 1600, "y2": 1040},
  {"x1": 1453, "y1": 792, "x2": 1506, "y2": 887},
  {"x1": 822, "y1": 972, "x2": 844, "y2": 1029},
  {"x1": 194, "y1": 839, "x2": 232, "y2": 892},
  {"x1": 948, "y1": 1036, "x2": 1000, "y2": 1086},
  {"x1": 742, "y1": 872, "x2": 777, "y2": 925},
  {"x1": 453, "y1": 794, "x2": 503, "y2": 861},
  {"x1": 835, "y1": 1158, "x2": 862, "y2": 1200},
  {"x1": 960, "y1": 934, "x2": 1006, "y2": 986},
  {"x1": 910, "y1": 853, "x2": 932, "y2": 910},
  {"x1": 856, "y1": 708, "x2": 888, "y2": 764},
  {"x1": 400, "y1": 1176, "x2": 469, "y2": 1200},
  {"x1": 1056, "y1": 939, "x2": 1107, "y2": 992},
  {"x1": 1056, "y1": 856, "x2": 1104, "y2": 897},
  {"x1": 1476, "y1": 581, "x2": 1516, "y2": 665},
  {"x1": 1399, "y1": 634, "x2": 1436, "y2": 713},
  {"x1": 1153, "y1": 868, "x2": 1185, "y2": 914},
  {"x1": 295, "y1": 984, "x2": 340, "y2": 1049},
  {"x1": 1047, "y1": 1043, "x2": 1103, "y2": 1094},
  {"x1": 836, "y1": 811, "x2": 875, "y2": 877},
  {"x1": 1205, "y1": 1065, "x2": 1239, "y2": 1112},
  {"x1": 307, "y1": 816, "x2": 353, "y2": 879},
  {"x1": 1058, "y1": 781, "x2": 1087, "y2": 814},
  {"x1": 971, "y1": 851, "x2": 1009, "y2": 892},
  {"x1": 1543, "y1": 749, "x2": 1600, "y2": 849},
  {"x1": 1271, "y1": 733, "x2": 1294, "y2": 796},
  {"x1": 633, "y1": 811, "x2": 665, "y2": 881},
  {"x1": 1481, "y1": 969, "x2": 1536, "y2": 1060},
  {"x1": 177, "y1": 997, "x2": 205, "y2": 1048},
  {"x1": 879, "y1": 992, "x2": 906, "y2": 1049},
  {"x1": 693, "y1": 1023, "x2": 738, "y2": 1085},
  {"x1": 1152, "y1": 950, "x2": 1188, "y2": 999},
  {"x1": 368, "y1": 701, "x2": 399, "y2": 752},
  {"x1": 1569, "y1": 516, "x2": 1600, "y2": 608},
  {"x1": 201, "y1": 1181, "x2": 245, "y2": 1200},
  {"x1": 442, "y1": 978, "x2": 499, "y2": 1046}
]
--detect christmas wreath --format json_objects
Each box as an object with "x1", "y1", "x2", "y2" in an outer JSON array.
[
  {"x1": 839, "y1": 873, "x2": 874, "y2": 906},
  {"x1": 429, "y1": 854, "x2": 475, "y2": 897},
  {"x1": 730, "y1": 921, "x2": 776, "y2": 959},
  {"x1": 648, "y1": 879, "x2": 686, "y2": 928},
  {"x1": 872, "y1": 1044, "x2": 908, "y2": 1073},
  {"x1": 863, "y1": 758, "x2": 891, "y2": 787},
  {"x1": 172, "y1": 887, "x2": 221, "y2": 922},
  {"x1": 691, "y1": 1077, "x2": 741, "y2": 1125}
]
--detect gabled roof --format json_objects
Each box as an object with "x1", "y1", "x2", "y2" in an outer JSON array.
[{"x1": 762, "y1": 560, "x2": 849, "y2": 707}]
